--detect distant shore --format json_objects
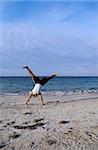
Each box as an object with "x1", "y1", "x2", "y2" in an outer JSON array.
[{"x1": 0, "y1": 93, "x2": 98, "y2": 150}]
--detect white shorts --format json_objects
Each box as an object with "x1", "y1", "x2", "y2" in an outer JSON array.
[{"x1": 32, "y1": 83, "x2": 41, "y2": 95}]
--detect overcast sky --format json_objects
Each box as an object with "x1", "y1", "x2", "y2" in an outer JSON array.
[{"x1": 0, "y1": 1, "x2": 98, "y2": 76}]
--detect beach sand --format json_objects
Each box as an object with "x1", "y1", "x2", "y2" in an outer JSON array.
[{"x1": 0, "y1": 93, "x2": 98, "y2": 150}]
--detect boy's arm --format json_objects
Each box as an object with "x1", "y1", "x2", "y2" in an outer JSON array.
[{"x1": 23, "y1": 65, "x2": 36, "y2": 81}]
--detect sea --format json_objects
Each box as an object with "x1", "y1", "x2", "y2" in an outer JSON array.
[{"x1": 0, "y1": 76, "x2": 98, "y2": 96}]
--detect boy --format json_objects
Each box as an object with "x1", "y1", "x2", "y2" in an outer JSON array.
[{"x1": 23, "y1": 65, "x2": 57, "y2": 105}]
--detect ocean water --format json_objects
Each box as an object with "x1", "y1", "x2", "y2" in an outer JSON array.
[{"x1": 0, "y1": 76, "x2": 98, "y2": 95}]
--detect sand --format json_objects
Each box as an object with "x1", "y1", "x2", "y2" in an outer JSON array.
[{"x1": 0, "y1": 93, "x2": 98, "y2": 150}]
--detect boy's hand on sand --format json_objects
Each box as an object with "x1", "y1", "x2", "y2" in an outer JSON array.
[{"x1": 23, "y1": 65, "x2": 28, "y2": 69}]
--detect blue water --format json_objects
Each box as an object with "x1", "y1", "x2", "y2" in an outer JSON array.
[{"x1": 0, "y1": 76, "x2": 98, "y2": 95}]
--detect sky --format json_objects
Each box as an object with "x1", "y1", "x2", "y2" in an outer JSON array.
[{"x1": 0, "y1": 1, "x2": 98, "y2": 76}]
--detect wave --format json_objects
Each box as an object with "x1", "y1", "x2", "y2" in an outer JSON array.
[{"x1": 0, "y1": 89, "x2": 98, "y2": 96}]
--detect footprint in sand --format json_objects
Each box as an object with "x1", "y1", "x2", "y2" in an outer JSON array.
[
  {"x1": 9, "y1": 132, "x2": 21, "y2": 139},
  {"x1": 59, "y1": 120, "x2": 70, "y2": 124}
]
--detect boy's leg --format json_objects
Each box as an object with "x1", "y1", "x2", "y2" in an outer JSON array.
[
  {"x1": 40, "y1": 74, "x2": 56, "y2": 86},
  {"x1": 39, "y1": 93, "x2": 44, "y2": 105},
  {"x1": 25, "y1": 93, "x2": 33, "y2": 104}
]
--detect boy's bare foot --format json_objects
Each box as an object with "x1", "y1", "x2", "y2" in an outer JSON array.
[{"x1": 54, "y1": 73, "x2": 58, "y2": 76}]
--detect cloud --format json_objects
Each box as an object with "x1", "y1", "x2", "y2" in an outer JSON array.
[
  {"x1": 0, "y1": 23, "x2": 98, "y2": 69},
  {"x1": 0, "y1": 1, "x2": 98, "y2": 76}
]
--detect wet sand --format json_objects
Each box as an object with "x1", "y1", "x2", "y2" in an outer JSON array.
[{"x1": 0, "y1": 93, "x2": 98, "y2": 150}]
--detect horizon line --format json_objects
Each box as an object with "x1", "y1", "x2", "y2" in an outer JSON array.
[{"x1": 0, "y1": 76, "x2": 98, "y2": 77}]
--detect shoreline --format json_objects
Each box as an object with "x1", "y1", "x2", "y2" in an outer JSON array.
[
  {"x1": 0, "y1": 92, "x2": 98, "y2": 103},
  {"x1": 0, "y1": 89, "x2": 98, "y2": 96},
  {"x1": 0, "y1": 93, "x2": 98, "y2": 150}
]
